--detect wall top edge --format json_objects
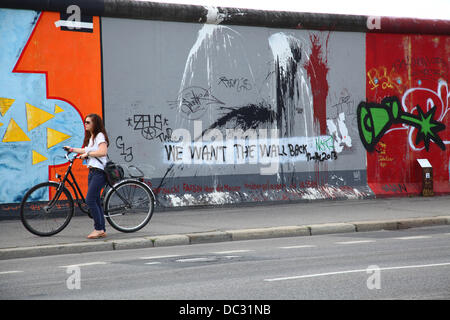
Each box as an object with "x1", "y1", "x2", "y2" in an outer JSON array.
[{"x1": 0, "y1": 0, "x2": 449, "y2": 34}]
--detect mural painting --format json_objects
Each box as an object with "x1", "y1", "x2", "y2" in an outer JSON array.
[
  {"x1": 0, "y1": 9, "x2": 102, "y2": 212},
  {"x1": 0, "y1": 6, "x2": 448, "y2": 216}
]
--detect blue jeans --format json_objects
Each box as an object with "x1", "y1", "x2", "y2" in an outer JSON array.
[{"x1": 86, "y1": 169, "x2": 107, "y2": 232}]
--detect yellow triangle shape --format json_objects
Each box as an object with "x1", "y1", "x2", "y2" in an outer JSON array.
[
  {"x1": 2, "y1": 119, "x2": 31, "y2": 142},
  {"x1": 26, "y1": 103, "x2": 55, "y2": 131},
  {"x1": 47, "y1": 127, "x2": 71, "y2": 149},
  {"x1": 32, "y1": 150, "x2": 48, "y2": 165},
  {"x1": 0, "y1": 97, "x2": 15, "y2": 116},
  {"x1": 54, "y1": 105, "x2": 64, "y2": 114}
]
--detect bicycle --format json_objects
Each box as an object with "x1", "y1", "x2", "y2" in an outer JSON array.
[{"x1": 20, "y1": 148, "x2": 156, "y2": 236}]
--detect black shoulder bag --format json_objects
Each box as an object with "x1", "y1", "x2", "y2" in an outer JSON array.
[{"x1": 94, "y1": 156, "x2": 124, "y2": 186}]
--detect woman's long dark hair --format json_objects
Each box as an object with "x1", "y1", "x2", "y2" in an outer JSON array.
[{"x1": 83, "y1": 114, "x2": 110, "y2": 147}]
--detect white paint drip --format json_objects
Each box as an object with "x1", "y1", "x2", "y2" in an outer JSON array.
[
  {"x1": 167, "y1": 194, "x2": 184, "y2": 207},
  {"x1": 201, "y1": 191, "x2": 234, "y2": 205},
  {"x1": 268, "y1": 33, "x2": 299, "y2": 74},
  {"x1": 164, "y1": 184, "x2": 368, "y2": 207},
  {"x1": 178, "y1": 24, "x2": 245, "y2": 115},
  {"x1": 204, "y1": 6, "x2": 226, "y2": 24},
  {"x1": 299, "y1": 186, "x2": 366, "y2": 201}
]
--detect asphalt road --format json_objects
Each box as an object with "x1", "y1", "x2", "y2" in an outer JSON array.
[{"x1": 1, "y1": 225, "x2": 450, "y2": 300}]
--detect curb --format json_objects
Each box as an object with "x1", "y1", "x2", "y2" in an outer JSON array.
[{"x1": 1, "y1": 216, "x2": 449, "y2": 260}]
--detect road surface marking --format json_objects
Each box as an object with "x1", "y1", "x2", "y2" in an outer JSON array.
[
  {"x1": 212, "y1": 250, "x2": 253, "y2": 254},
  {"x1": 394, "y1": 236, "x2": 432, "y2": 240},
  {"x1": 279, "y1": 245, "x2": 316, "y2": 249},
  {"x1": 145, "y1": 262, "x2": 162, "y2": 265},
  {"x1": 264, "y1": 262, "x2": 450, "y2": 282},
  {"x1": 0, "y1": 270, "x2": 23, "y2": 275},
  {"x1": 59, "y1": 262, "x2": 108, "y2": 268},
  {"x1": 335, "y1": 240, "x2": 376, "y2": 245},
  {"x1": 139, "y1": 255, "x2": 180, "y2": 260},
  {"x1": 176, "y1": 257, "x2": 217, "y2": 263}
]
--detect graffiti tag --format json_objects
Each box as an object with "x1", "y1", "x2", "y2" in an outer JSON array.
[
  {"x1": 357, "y1": 96, "x2": 446, "y2": 152},
  {"x1": 128, "y1": 114, "x2": 173, "y2": 142},
  {"x1": 115, "y1": 136, "x2": 133, "y2": 162},
  {"x1": 217, "y1": 76, "x2": 252, "y2": 92},
  {"x1": 168, "y1": 86, "x2": 225, "y2": 120}
]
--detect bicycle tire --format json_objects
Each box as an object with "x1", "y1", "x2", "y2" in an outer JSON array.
[
  {"x1": 20, "y1": 182, "x2": 74, "y2": 236},
  {"x1": 104, "y1": 179, "x2": 155, "y2": 233}
]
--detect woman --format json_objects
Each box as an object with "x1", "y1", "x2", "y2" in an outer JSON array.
[{"x1": 65, "y1": 114, "x2": 109, "y2": 239}]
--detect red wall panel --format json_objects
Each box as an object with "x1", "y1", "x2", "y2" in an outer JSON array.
[{"x1": 365, "y1": 33, "x2": 450, "y2": 196}]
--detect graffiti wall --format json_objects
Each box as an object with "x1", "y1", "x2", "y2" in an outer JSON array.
[
  {"x1": 361, "y1": 33, "x2": 450, "y2": 196},
  {"x1": 101, "y1": 17, "x2": 369, "y2": 207},
  {"x1": 0, "y1": 4, "x2": 448, "y2": 216}
]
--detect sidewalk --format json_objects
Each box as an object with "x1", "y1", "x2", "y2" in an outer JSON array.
[{"x1": 1, "y1": 195, "x2": 450, "y2": 260}]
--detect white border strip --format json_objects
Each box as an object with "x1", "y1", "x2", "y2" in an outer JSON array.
[{"x1": 54, "y1": 20, "x2": 94, "y2": 29}]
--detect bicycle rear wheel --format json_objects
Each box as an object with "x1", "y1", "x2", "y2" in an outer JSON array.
[
  {"x1": 20, "y1": 182, "x2": 74, "y2": 236},
  {"x1": 104, "y1": 180, "x2": 155, "y2": 233}
]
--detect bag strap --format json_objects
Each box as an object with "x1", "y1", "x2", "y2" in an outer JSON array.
[
  {"x1": 93, "y1": 154, "x2": 110, "y2": 166},
  {"x1": 94, "y1": 157, "x2": 105, "y2": 166}
]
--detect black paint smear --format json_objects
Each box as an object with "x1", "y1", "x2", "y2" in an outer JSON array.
[
  {"x1": 274, "y1": 37, "x2": 302, "y2": 185},
  {"x1": 275, "y1": 37, "x2": 302, "y2": 138},
  {"x1": 200, "y1": 102, "x2": 276, "y2": 138}
]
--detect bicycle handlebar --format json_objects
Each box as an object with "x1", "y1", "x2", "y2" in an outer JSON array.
[{"x1": 62, "y1": 147, "x2": 81, "y2": 162}]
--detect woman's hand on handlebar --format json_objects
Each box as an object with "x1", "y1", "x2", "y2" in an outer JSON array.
[{"x1": 62, "y1": 146, "x2": 82, "y2": 160}]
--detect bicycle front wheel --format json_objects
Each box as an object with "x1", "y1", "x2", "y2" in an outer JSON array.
[
  {"x1": 20, "y1": 182, "x2": 74, "y2": 236},
  {"x1": 104, "y1": 180, "x2": 155, "y2": 233}
]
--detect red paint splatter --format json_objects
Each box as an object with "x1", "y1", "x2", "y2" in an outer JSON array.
[{"x1": 305, "y1": 34, "x2": 329, "y2": 135}]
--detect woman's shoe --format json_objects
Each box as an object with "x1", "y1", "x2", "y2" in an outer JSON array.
[{"x1": 87, "y1": 230, "x2": 107, "y2": 239}]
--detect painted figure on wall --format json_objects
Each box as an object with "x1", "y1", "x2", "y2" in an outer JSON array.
[{"x1": 0, "y1": 9, "x2": 103, "y2": 206}]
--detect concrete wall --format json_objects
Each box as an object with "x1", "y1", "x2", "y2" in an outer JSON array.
[{"x1": 0, "y1": 1, "x2": 449, "y2": 217}]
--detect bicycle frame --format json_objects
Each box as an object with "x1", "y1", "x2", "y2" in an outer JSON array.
[
  {"x1": 53, "y1": 153, "x2": 89, "y2": 214},
  {"x1": 55, "y1": 151, "x2": 132, "y2": 214}
]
